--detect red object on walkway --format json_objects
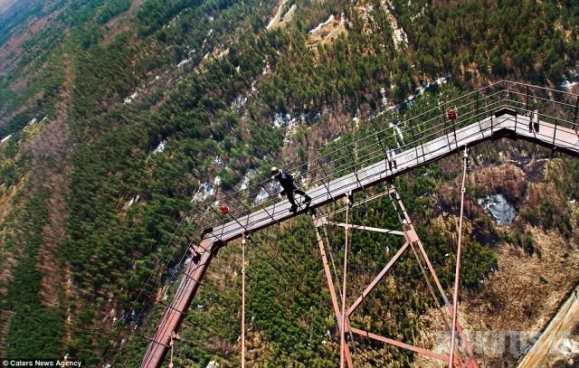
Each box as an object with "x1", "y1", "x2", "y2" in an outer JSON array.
[
  {"x1": 448, "y1": 109, "x2": 457, "y2": 120},
  {"x1": 220, "y1": 205, "x2": 229, "y2": 215}
]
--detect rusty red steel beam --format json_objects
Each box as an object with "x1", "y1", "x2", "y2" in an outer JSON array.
[
  {"x1": 323, "y1": 221, "x2": 405, "y2": 236},
  {"x1": 312, "y1": 216, "x2": 354, "y2": 368},
  {"x1": 346, "y1": 241, "x2": 410, "y2": 317},
  {"x1": 349, "y1": 327, "x2": 457, "y2": 364},
  {"x1": 393, "y1": 186, "x2": 477, "y2": 363},
  {"x1": 141, "y1": 238, "x2": 220, "y2": 367}
]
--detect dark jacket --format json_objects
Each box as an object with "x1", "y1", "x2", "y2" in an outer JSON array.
[{"x1": 275, "y1": 170, "x2": 295, "y2": 191}]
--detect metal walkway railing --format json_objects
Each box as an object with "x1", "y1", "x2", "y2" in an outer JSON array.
[
  {"x1": 141, "y1": 80, "x2": 579, "y2": 367},
  {"x1": 191, "y1": 80, "x2": 579, "y2": 243}
]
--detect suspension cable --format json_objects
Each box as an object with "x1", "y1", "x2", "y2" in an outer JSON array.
[
  {"x1": 449, "y1": 146, "x2": 469, "y2": 367},
  {"x1": 340, "y1": 193, "x2": 352, "y2": 368},
  {"x1": 321, "y1": 213, "x2": 358, "y2": 359},
  {"x1": 241, "y1": 235, "x2": 247, "y2": 368}
]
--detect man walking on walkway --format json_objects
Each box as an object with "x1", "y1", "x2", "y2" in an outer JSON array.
[{"x1": 271, "y1": 167, "x2": 311, "y2": 213}]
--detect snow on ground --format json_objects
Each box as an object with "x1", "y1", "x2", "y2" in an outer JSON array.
[
  {"x1": 306, "y1": 13, "x2": 347, "y2": 48},
  {"x1": 240, "y1": 169, "x2": 257, "y2": 190},
  {"x1": 267, "y1": 0, "x2": 293, "y2": 30},
  {"x1": 177, "y1": 58, "x2": 191, "y2": 68},
  {"x1": 231, "y1": 95, "x2": 248, "y2": 113},
  {"x1": 193, "y1": 178, "x2": 220, "y2": 202},
  {"x1": 153, "y1": 140, "x2": 167, "y2": 154},
  {"x1": 383, "y1": 1, "x2": 408, "y2": 50},
  {"x1": 309, "y1": 15, "x2": 335, "y2": 34},
  {"x1": 254, "y1": 180, "x2": 279, "y2": 204},
  {"x1": 560, "y1": 80, "x2": 578, "y2": 89},
  {"x1": 123, "y1": 195, "x2": 141, "y2": 210},
  {"x1": 123, "y1": 91, "x2": 139, "y2": 104},
  {"x1": 560, "y1": 71, "x2": 579, "y2": 89},
  {"x1": 389, "y1": 122, "x2": 404, "y2": 144}
]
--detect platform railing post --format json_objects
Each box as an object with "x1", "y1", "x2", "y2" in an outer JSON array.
[
  {"x1": 525, "y1": 85, "x2": 529, "y2": 110},
  {"x1": 553, "y1": 118, "x2": 558, "y2": 147},
  {"x1": 573, "y1": 95, "x2": 579, "y2": 131}
]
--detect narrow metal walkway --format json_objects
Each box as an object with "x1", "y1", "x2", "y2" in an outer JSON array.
[
  {"x1": 141, "y1": 81, "x2": 579, "y2": 367},
  {"x1": 206, "y1": 115, "x2": 579, "y2": 243}
]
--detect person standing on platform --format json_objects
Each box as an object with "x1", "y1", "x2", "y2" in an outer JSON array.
[{"x1": 271, "y1": 167, "x2": 311, "y2": 213}]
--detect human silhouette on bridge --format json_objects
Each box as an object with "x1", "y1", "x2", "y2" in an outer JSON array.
[
  {"x1": 387, "y1": 149, "x2": 398, "y2": 171},
  {"x1": 271, "y1": 167, "x2": 311, "y2": 213}
]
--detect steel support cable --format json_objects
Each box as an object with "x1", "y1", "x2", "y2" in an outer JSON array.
[
  {"x1": 408, "y1": 242, "x2": 464, "y2": 363},
  {"x1": 321, "y1": 218, "x2": 358, "y2": 360},
  {"x1": 386, "y1": 186, "x2": 465, "y2": 363},
  {"x1": 241, "y1": 235, "x2": 247, "y2": 368},
  {"x1": 409, "y1": 243, "x2": 452, "y2": 329},
  {"x1": 339, "y1": 198, "x2": 353, "y2": 368},
  {"x1": 449, "y1": 147, "x2": 469, "y2": 368}
]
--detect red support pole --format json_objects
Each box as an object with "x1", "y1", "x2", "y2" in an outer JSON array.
[{"x1": 312, "y1": 215, "x2": 354, "y2": 367}]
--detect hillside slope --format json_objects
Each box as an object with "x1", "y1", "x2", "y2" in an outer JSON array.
[{"x1": 0, "y1": 0, "x2": 578, "y2": 366}]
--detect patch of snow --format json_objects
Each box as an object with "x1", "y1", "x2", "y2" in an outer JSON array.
[
  {"x1": 123, "y1": 92, "x2": 138, "y2": 104},
  {"x1": 477, "y1": 194, "x2": 515, "y2": 226},
  {"x1": 240, "y1": 169, "x2": 257, "y2": 190},
  {"x1": 309, "y1": 14, "x2": 335, "y2": 34},
  {"x1": 560, "y1": 80, "x2": 579, "y2": 89},
  {"x1": 123, "y1": 195, "x2": 141, "y2": 210},
  {"x1": 254, "y1": 181, "x2": 279, "y2": 204},
  {"x1": 231, "y1": 95, "x2": 248, "y2": 113},
  {"x1": 389, "y1": 122, "x2": 404, "y2": 145},
  {"x1": 177, "y1": 58, "x2": 191, "y2": 68},
  {"x1": 193, "y1": 182, "x2": 217, "y2": 202},
  {"x1": 383, "y1": 1, "x2": 408, "y2": 50},
  {"x1": 556, "y1": 337, "x2": 579, "y2": 357},
  {"x1": 262, "y1": 66, "x2": 269, "y2": 75},
  {"x1": 380, "y1": 87, "x2": 389, "y2": 107},
  {"x1": 206, "y1": 361, "x2": 219, "y2": 368},
  {"x1": 153, "y1": 140, "x2": 167, "y2": 154},
  {"x1": 273, "y1": 113, "x2": 291, "y2": 128},
  {"x1": 435, "y1": 76, "x2": 449, "y2": 85},
  {"x1": 267, "y1": 0, "x2": 292, "y2": 30}
]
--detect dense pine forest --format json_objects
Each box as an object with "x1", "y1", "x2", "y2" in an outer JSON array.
[{"x1": 1, "y1": 0, "x2": 579, "y2": 366}]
